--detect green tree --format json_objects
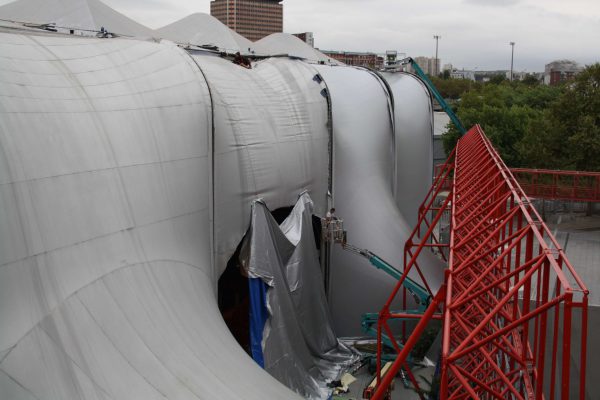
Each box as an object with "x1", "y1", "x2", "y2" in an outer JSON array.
[
  {"x1": 430, "y1": 76, "x2": 480, "y2": 99},
  {"x1": 522, "y1": 73, "x2": 541, "y2": 86},
  {"x1": 442, "y1": 79, "x2": 564, "y2": 166},
  {"x1": 519, "y1": 63, "x2": 600, "y2": 171},
  {"x1": 445, "y1": 104, "x2": 541, "y2": 166},
  {"x1": 489, "y1": 74, "x2": 507, "y2": 84}
]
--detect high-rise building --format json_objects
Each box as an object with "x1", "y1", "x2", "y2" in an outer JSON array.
[{"x1": 210, "y1": 0, "x2": 283, "y2": 42}]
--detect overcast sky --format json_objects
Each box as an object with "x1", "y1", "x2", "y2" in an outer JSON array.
[{"x1": 2, "y1": 0, "x2": 599, "y2": 71}]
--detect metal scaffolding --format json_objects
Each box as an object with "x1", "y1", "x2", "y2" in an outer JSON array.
[{"x1": 371, "y1": 125, "x2": 589, "y2": 400}]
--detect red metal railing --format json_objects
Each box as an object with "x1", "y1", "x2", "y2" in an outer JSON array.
[
  {"x1": 511, "y1": 168, "x2": 600, "y2": 202},
  {"x1": 437, "y1": 165, "x2": 600, "y2": 202},
  {"x1": 371, "y1": 126, "x2": 588, "y2": 400}
]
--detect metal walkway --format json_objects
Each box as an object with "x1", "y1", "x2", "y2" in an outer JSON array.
[
  {"x1": 371, "y1": 125, "x2": 589, "y2": 400},
  {"x1": 511, "y1": 168, "x2": 600, "y2": 203}
]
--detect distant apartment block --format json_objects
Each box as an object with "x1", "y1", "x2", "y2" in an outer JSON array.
[
  {"x1": 413, "y1": 56, "x2": 441, "y2": 76},
  {"x1": 447, "y1": 69, "x2": 531, "y2": 82},
  {"x1": 320, "y1": 50, "x2": 384, "y2": 69},
  {"x1": 293, "y1": 32, "x2": 314, "y2": 47},
  {"x1": 450, "y1": 69, "x2": 475, "y2": 81},
  {"x1": 210, "y1": 0, "x2": 283, "y2": 41},
  {"x1": 544, "y1": 60, "x2": 583, "y2": 85}
]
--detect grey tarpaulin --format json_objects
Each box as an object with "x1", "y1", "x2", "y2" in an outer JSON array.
[{"x1": 240, "y1": 193, "x2": 358, "y2": 399}]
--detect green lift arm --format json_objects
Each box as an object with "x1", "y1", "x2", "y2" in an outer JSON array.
[
  {"x1": 342, "y1": 244, "x2": 431, "y2": 308},
  {"x1": 397, "y1": 57, "x2": 467, "y2": 135},
  {"x1": 341, "y1": 243, "x2": 433, "y2": 374},
  {"x1": 323, "y1": 220, "x2": 435, "y2": 377},
  {"x1": 341, "y1": 243, "x2": 432, "y2": 346}
]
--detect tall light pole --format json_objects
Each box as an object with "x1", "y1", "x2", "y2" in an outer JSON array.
[
  {"x1": 434, "y1": 35, "x2": 441, "y2": 76},
  {"x1": 510, "y1": 42, "x2": 515, "y2": 81}
]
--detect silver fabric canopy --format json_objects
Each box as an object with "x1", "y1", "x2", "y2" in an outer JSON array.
[
  {"x1": 0, "y1": 30, "x2": 437, "y2": 399},
  {"x1": 313, "y1": 65, "x2": 444, "y2": 337}
]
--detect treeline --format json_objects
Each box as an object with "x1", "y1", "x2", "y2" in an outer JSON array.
[{"x1": 440, "y1": 64, "x2": 600, "y2": 172}]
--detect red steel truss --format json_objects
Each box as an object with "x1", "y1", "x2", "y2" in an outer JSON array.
[
  {"x1": 371, "y1": 125, "x2": 589, "y2": 400},
  {"x1": 511, "y1": 168, "x2": 600, "y2": 203}
]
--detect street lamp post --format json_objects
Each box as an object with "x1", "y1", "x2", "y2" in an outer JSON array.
[
  {"x1": 434, "y1": 35, "x2": 441, "y2": 76},
  {"x1": 510, "y1": 42, "x2": 515, "y2": 81}
]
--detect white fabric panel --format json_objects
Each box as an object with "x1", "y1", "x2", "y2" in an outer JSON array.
[
  {"x1": 315, "y1": 65, "x2": 444, "y2": 336},
  {"x1": 383, "y1": 72, "x2": 434, "y2": 227},
  {"x1": 253, "y1": 33, "x2": 340, "y2": 65},
  {"x1": 0, "y1": 26, "x2": 442, "y2": 399},
  {"x1": 0, "y1": 32, "x2": 301, "y2": 399},
  {"x1": 1, "y1": 262, "x2": 301, "y2": 400},
  {"x1": 0, "y1": 369, "x2": 39, "y2": 400},
  {"x1": 156, "y1": 13, "x2": 253, "y2": 54},
  {"x1": 0, "y1": 0, "x2": 154, "y2": 37},
  {"x1": 193, "y1": 55, "x2": 330, "y2": 275}
]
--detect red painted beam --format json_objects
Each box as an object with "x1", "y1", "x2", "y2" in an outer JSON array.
[{"x1": 371, "y1": 126, "x2": 588, "y2": 400}]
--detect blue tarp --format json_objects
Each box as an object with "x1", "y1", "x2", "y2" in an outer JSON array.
[{"x1": 249, "y1": 277, "x2": 269, "y2": 368}]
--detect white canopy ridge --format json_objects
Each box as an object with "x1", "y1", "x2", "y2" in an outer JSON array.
[
  {"x1": 156, "y1": 13, "x2": 253, "y2": 54},
  {"x1": 0, "y1": 0, "x2": 154, "y2": 37}
]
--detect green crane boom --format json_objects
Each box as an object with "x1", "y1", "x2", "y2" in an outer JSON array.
[
  {"x1": 398, "y1": 57, "x2": 467, "y2": 135},
  {"x1": 342, "y1": 244, "x2": 431, "y2": 309},
  {"x1": 341, "y1": 243, "x2": 433, "y2": 367}
]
